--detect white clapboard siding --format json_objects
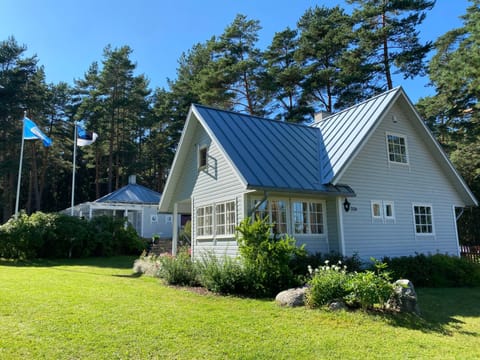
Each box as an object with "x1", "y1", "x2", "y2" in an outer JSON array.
[{"x1": 338, "y1": 103, "x2": 464, "y2": 260}]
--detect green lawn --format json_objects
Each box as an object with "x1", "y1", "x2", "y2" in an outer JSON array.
[{"x1": 1, "y1": 257, "x2": 479, "y2": 359}]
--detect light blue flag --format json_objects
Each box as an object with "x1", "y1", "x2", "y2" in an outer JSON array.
[{"x1": 23, "y1": 117, "x2": 52, "y2": 147}]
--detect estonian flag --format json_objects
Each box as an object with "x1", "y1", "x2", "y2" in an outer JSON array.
[
  {"x1": 77, "y1": 125, "x2": 98, "y2": 147},
  {"x1": 23, "y1": 117, "x2": 52, "y2": 147}
]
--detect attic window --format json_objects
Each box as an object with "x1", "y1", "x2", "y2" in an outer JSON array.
[
  {"x1": 198, "y1": 145, "x2": 208, "y2": 170},
  {"x1": 386, "y1": 133, "x2": 408, "y2": 164}
]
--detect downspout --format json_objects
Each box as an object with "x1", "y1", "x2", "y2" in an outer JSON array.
[{"x1": 248, "y1": 191, "x2": 268, "y2": 219}]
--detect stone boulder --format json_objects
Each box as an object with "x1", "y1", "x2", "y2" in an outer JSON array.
[
  {"x1": 275, "y1": 287, "x2": 308, "y2": 307},
  {"x1": 387, "y1": 279, "x2": 420, "y2": 314}
]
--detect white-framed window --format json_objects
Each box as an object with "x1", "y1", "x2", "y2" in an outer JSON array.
[
  {"x1": 386, "y1": 133, "x2": 408, "y2": 164},
  {"x1": 371, "y1": 200, "x2": 395, "y2": 223},
  {"x1": 196, "y1": 205, "x2": 213, "y2": 237},
  {"x1": 150, "y1": 214, "x2": 158, "y2": 224},
  {"x1": 292, "y1": 201, "x2": 325, "y2": 234},
  {"x1": 215, "y1": 200, "x2": 236, "y2": 236},
  {"x1": 198, "y1": 145, "x2": 208, "y2": 170},
  {"x1": 252, "y1": 199, "x2": 287, "y2": 234},
  {"x1": 371, "y1": 200, "x2": 383, "y2": 220},
  {"x1": 165, "y1": 215, "x2": 173, "y2": 224},
  {"x1": 413, "y1": 204, "x2": 434, "y2": 235},
  {"x1": 383, "y1": 201, "x2": 395, "y2": 221}
]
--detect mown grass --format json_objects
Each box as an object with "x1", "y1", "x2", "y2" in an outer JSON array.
[{"x1": 1, "y1": 257, "x2": 479, "y2": 359}]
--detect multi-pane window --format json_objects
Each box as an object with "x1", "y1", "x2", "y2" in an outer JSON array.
[
  {"x1": 292, "y1": 201, "x2": 325, "y2": 234},
  {"x1": 253, "y1": 199, "x2": 287, "y2": 234},
  {"x1": 196, "y1": 205, "x2": 213, "y2": 236},
  {"x1": 215, "y1": 201, "x2": 236, "y2": 236},
  {"x1": 413, "y1": 205, "x2": 433, "y2": 234},
  {"x1": 387, "y1": 133, "x2": 408, "y2": 164}
]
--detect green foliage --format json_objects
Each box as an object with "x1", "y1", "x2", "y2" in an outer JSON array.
[
  {"x1": 290, "y1": 251, "x2": 363, "y2": 279},
  {"x1": 197, "y1": 252, "x2": 246, "y2": 294},
  {"x1": 0, "y1": 212, "x2": 143, "y2": 259},
  {"x1": 306, "y1": 261, "x2": 350, "y2": 308},
  {"x1": 383, "y1": 253, "x2": 480, "y2": 287},
  {"x1": 344, "y1": 259, "x2": 394, "y2": 310},
  {"x1": 157, "y1": 247, "x2": 199, "y2": 286},
  {"x1": 236, "y1": 216, "x2": 307, "y2": 297}
]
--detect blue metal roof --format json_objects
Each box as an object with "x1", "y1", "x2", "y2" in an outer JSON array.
[
  {"x1": 95, "y1": 183, "x2": 161, "y2": 204},
  {"x1": 312, "y1": 87, "x2": 401, "y2": 183},
  {"x1": 193, "y1": 104, "x2": 354, "y2": 195}
]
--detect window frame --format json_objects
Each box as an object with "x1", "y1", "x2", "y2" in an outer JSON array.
[
  {"x1": 371, "y1": 200, "x2": 383, "y2": 220},
  {"x1": 196, "y1": 205, "x2": 213, "y2": 238},
  {"x1": 383, "y1": 200, "x2": 395, "y2": 222},
  {"x1": 292, "y1": 200, "x2": 326, "y2": 235},
  {"x1": 198, "y1": 145, "x2": 208, "y2": 170},
  {"x1": 386, "y1": 132, "x2": 409, "y2": 165},
  {"x1": 412, "y1": 203, "x2": 435, "y2": 235},
  {"x1": 215, "y1": 200, "x2": 236, "y2": 237}
]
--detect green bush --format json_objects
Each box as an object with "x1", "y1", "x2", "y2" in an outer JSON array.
[
  {"x1": 0, "y1": 212, "x2": 144, "y2": 259},
  {"x1": 157, "y1": 247, "x2": 199, "y2": 286},
  {"x1": 306, "y1": 261, "x2": 350, "y2": 308},
  {"x1": 236, "y1": 216, "x2": 307, "y2": 297},
  {"x1": 383, "y1": 253, "x2": 480, "y2": 287},
  {"x1": 345, "y1": 259, "x2": 394, "y2": 310},
  {"x1": 197, "y1": 252, "x2": 246, "y2": 294}
]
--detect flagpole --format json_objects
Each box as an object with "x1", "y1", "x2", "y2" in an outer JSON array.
[
  {"x1": 71, "y1": 121, "x2": 77, "y2": 216},
  {"x1": 15, "y1": 111, "x2": 27, "y2": 220}
]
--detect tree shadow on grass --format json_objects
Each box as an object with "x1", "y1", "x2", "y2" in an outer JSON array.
[
  {"x1": 0, "y1": 255, "x2": 137, "y2": 269},
  {"x1": 377, "y1": 287, "x2": 480, "y2": 335}
]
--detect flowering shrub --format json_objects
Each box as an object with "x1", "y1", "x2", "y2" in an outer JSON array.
[
  {"x1": 306, "y1": 260, "x2": 350, "y2": 308},
  {"x1": 157, "y1": 247, "x2": 199, "y2": 286}
]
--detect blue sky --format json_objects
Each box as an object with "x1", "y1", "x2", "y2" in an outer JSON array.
[{"x1": 0, "y1": 0, "x2": 471, "y2": 103}]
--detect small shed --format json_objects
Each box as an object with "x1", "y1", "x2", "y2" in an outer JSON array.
[{"x1": 68, "y1": 175, "x2": 175, "y2": 239}]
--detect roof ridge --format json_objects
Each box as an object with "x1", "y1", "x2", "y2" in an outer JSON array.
[
  {"x1": 313, "y1": 86, "x2": 402, "y2": 125},
  {"x1": 192, "y1": 104, "x2": 317, "y2": 131}
]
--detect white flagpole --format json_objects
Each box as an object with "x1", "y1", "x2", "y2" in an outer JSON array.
[
  {"x1": 15, "y1": 111, "x2": 27, "y2": 220},
  {"x1": 71, "y1": 121, "x2": 78, "y2": 216}
]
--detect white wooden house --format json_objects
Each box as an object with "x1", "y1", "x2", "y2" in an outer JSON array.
[
  {"x1": 68, "y1": 175, "x2": 175, "y2": 239},
  {"x1": 158, "y1": 87, "x2": 477, "y2": 260}
]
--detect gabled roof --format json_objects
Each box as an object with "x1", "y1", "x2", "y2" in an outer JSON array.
[
  {"x1": 96, "y1": 183, "x2": 161, "y2": 204},
  {"x1": 193, "y1": 104, "x2": 354, "y2": 195},
  {"x1": 312, "y1": 87, "x2": 400, "y2": 183},
  {"x1": 159, "y1": 87, "x2": 477, "y2": 212}
]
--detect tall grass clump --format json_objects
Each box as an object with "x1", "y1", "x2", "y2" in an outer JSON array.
[{"x1": 197, "y1": 252, "x2": 246, "y2": 294}]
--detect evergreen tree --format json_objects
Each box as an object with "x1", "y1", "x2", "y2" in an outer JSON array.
[
  {"x1": 263, "y1": 28, "x2": 311, "y2": 122},
  {"x1": 348, "y1": 0, "x2": 435, "y2": 89},
  {"x1": 297, "y1": 5, "x2": 362, "y2": 113},
  {"x1": 416, "y1": 0, "x2": 480, "y2": 244}
]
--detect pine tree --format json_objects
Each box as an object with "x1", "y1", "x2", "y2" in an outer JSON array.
[{"x1": 347, "y1": 0, "x2": 435, "y2": 89}]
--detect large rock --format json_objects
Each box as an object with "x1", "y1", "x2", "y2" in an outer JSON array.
[
  {"x1": 275, "y1": 287, "x2": 308, "y2": 307},
  {"x1": 387, "y1": 279, "x2": 420, "y2": 314}
]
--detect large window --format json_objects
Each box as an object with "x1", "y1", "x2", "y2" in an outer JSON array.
[
  {"x1": 292, "y1": 201, "x2": 325, "y2": 234},
  {"x1": 253, "y1": 199, "x2": 287, "y2": 234},
  {"x1": 215, "y1": 201, "x2": 236, "y2": 236},
  {"x1": 413, "y1": 204, "x2": 434, "y2": 234},
  {"x1": 387, "y1": 133, "x2": 408, "y2": 164},
  {"x1": 196, "y1": 205, "x2": 213, "y2": 237}
]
